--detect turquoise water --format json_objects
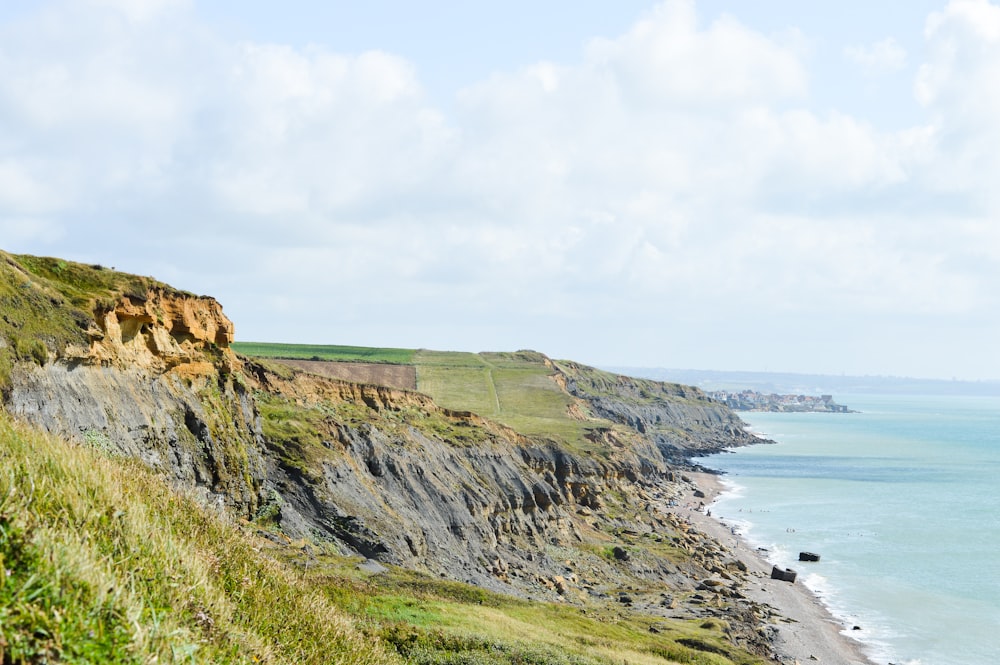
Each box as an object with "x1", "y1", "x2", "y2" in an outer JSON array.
[{"x1": 692, "y1": 394, "x2": 1000, "y2": 665}]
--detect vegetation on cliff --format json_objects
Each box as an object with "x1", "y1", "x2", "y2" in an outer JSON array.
[
  {"x1": 235, "y1": 343, "x2": 749, "y2": 455},
  {"x1": 0, "y1": 252, "x2": 136, "y2": 392},
  {"x1": 1, "y1": 252, "x2": 771, "y2": 664},
  {"x1": 0, "y1": 250, "x2": 222, "y2": 394},
  {"x1": 0, "y1": 411, "x2": 392, "y2": 665},
  {"x1": 0, "y1": 411, "x2": 764, "y2": 665}
]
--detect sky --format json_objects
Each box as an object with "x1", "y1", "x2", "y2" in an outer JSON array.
[{"x1": 1, "y1": 0, "x2": 999, "y2": 381}]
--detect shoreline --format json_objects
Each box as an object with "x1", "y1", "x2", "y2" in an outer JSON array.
[{"x1": 681, "y1": 471, "x2": 876, "y2": 665}]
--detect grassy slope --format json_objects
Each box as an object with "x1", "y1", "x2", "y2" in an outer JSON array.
[
  {"x1": 0, "y1": 411, "x2": 394, "y2": 665},
  {"x1": 232, "y1": 344, "x2": 611, "y2": 451},
  {"x1": 0, "y1": 412, "x2": 763, "y2": 665},
  {"x1": 414, "y1": 350, "x2": 607, "y2": 451},
  {"x1": 360, "y1": 574, "x2": 761, "y2": 665}
]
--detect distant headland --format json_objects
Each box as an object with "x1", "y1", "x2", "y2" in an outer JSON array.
[
  {"x1": 706, "y1": 390, "x2": 854, "y2": 413},
  {"x1": 609, "y1": 367, "x2": 1000, "y2": 397}
]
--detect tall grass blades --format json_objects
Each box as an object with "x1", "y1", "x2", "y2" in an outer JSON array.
[{"x1": 0, "y1": 412, "x2": 399, "y2": 665}]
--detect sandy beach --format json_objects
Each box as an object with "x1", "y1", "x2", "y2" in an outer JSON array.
[{"x1": 681, "y1": 472, "x2": 876, "y2": 665}]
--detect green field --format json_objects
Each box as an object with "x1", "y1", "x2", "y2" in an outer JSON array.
[
  {"x1": 232, "y1": 341, "x2": 417, "y2": 364},
  {"x1": 413, "y1": 350, "x2": 607, "y2": 450},
  {"x1": 233, "y1": 343, "x2": 615, "y2": 450}
]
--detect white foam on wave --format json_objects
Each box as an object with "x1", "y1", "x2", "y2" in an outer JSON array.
[
  {"x1": 713, "y1": 474, "x2": 745, "y2": 499},
  {"x1": 711, "y1": 480, "x2": 908, "y2": 664},
  {"x1": 800, "y1": 570, "x2": 830, "y2": 597},
  {"x1": 800, "y1": 572, "x2": 902, "y2": 665}
]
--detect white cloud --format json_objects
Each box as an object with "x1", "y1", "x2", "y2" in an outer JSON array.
[
  {"x1": 0, "y1": 0, "x2": 216, "y2": 222},
  {"x1": 0, "y1": 0, "x2": 998, "y2": 377},
  {"x1": 585, "y1": 1, "x2": 807, "y2": 105},
  {"x1": 0, "y1": 161, "x2": 62, "y2": 213},
  {"x1": 210, "y1": 45, "x2": 454, "y2": 221},
  {"x1": 917, "y1": 0, "x2": 1000, "y2": 113},
  {"x1": 914, "y1": 0, "x2": 1000, "y2": 210},
  {"x1": 0, "y1": 217, "x2": 64, "y2": 245},
  {"x1": 845, "y1": 37, "x2": 908, "y2": 74},
  {"x1": 84, "y1": 0, "x2": 191, "y2": 23}
]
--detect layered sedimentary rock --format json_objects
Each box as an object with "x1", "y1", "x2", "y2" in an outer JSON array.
[
  {"x1": 6, "y1": 285, "x2": 266, "y2": 515},
  {"x1": 556, "y1": 359, "x2": 759, "y2": 461},
  {"x1": 242, "y1": 359, "x2": 755, "y2": 602},
  {"x1": 71, "y1": 288, "x2": 235, "y2": 370}
]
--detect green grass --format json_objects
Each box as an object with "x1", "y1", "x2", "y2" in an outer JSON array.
[
  {"x1": 413, "y1": 350, "x2": 607, "y2": 451},
  {"x1": 356, "y1": 573, "x2": 764, "y2": 665},
  {"x1": 296, "y1": 560, "x2": 766, "y2": 665},
  {"x1": 0, "y1": 411, "x2": 397, "y2": 665},
  {"x1": 232, "y1": 342, "x2": 416, "y2": 365},
  {"x1": 10, "y1": 254, "x2": 171, "y2": 309},
  {"x1": 0, "y1": 412, "x2": 767, "y2": 665},
  {"x1": 256, "y1": 393, "x2": 331, "y2": 479},
  {"x1": 412, "y1": 351, "x2": 500, "y2": 416}
]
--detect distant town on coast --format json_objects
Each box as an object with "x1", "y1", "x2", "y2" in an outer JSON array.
[
  {"x1": 611, "y1": 367, "x2": 1000, "y2": 397},
  {"x1": 706, "y1": 390, "x2": 853, "y2": 413}
]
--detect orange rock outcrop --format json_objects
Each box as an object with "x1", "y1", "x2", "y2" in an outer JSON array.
[{"x1": 76, "y1": 288, "x2": 236, "y2": 373}]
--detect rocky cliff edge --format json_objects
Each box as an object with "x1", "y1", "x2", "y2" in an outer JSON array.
[{"x1": 1, "y1": 252, "x2": 264, "y2": 514}]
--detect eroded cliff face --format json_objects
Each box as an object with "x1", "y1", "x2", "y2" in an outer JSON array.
[
  {"x1": 244, "y1": 363, "x2": 566, "y2": 588},
  {"x1": 68, "y1": 288, "x2": 236, "y2": 371},
  {"x1": 242, "y1": 360, "x2": 748, "y2": 603},
  {"x1": 554, "y1": 359, "x2": 760, "y2": 462},
  {"x1": 2, "y1": 254, "x2": 764, "y2": 621},
  {"x1": 5, "y1": 287, "x2": 266, "y2": 515}
]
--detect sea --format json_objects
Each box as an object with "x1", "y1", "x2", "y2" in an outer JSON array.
[{"x1": 691, "y1": 394, "x2": 1000, "y2": 665}]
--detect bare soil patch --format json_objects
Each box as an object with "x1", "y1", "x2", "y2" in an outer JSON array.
[{"x1": 276, "y1": 359, "x2": 417, "y2": 391}]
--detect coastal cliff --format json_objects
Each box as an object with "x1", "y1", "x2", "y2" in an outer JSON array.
[
  {"x1": 555, "y1": 359, "x2": 759, "y2": 459},
  {"x1": 0, "y1": 251, "x2": 780, "y2": 662},
  {"x1": 1, "y1": 253, "x2": 266, "y2": 514},
  {"x1": 242, "y1": 356, "x2": 753, "y2": 599}
]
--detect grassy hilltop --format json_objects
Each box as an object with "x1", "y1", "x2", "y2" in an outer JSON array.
[
  {"x1": 0, "y1": 253, "x2": 173, "y2": 393},
  {"x1": 232, "y1": 342, "x2": 712, "y2": 455},
  {"x1": 232, "y1": 343, "x2": 600, "y2": 446}
]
